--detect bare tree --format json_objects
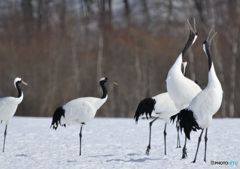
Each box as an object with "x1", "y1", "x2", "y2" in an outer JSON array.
[
  {"x1": 123, "y1": 0, "x2": 130, "y2": 16},
  {"x1": 21, "y1": 0, "x2": 34, "y2": 43},
  {"x1": 37, "y1": 0, "x2": 43, "y2": 30},
  {"x1": 59, "y1": 0, "x2": 66, "y2": 31},
  {"x1": 97, "y1": 30, "x2": 104, "y2": 93},
  {"x1": 227, "y1": 0, "x2": 239, "y2": 117},
  {"x1": 194, "y1": 0, "x2": 206, "y2": 24}
]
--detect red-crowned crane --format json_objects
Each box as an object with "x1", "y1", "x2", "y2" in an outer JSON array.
[
  {"x1": 166, "y1": 19, "x2": 202, "y2": 158},
  {"x1": 50, "y1": 77, "x2": 117, "y2": 156},
  {"x1": 0, "y1": 77, "x2": 27, "y2": 152},
  {"x1": 171, "y1": 30, "x2": 223, "y2": 163},
  {"x1": 134, "y1": 60, "x2": 187, "y2": 155}
]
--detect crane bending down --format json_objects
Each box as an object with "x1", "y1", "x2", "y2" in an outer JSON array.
[
  {"x1": 171, "y1": 30, "x2": 223, "y2": 163},
  {"x1": 134, "y1": 60, "x2": 187, "y2": 156},
  {"x1": 50, "y1": 77, "x2": 117, "y2": 156},
  {"x1": 0, "y1": 77, "x2": 27, "y2": 152}
]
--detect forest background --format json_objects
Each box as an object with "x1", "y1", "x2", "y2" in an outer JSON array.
[{"x1": 0, "y1": 0, "x2": 239, "y2": 118}]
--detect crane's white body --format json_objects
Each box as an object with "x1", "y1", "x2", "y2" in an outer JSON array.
[
  {"x1": 166, "y1": 30, "x2": 201, "y2": 159},
  {"x1": 167, "y1": 46, "x2": 201, "y2": 111},
  {"x1": 61, "y1": 96, "x2": 107, "y2": 125},
  {"x1": 173, "y1": 36, "x2": 223, "y2": 162},
  {"x1": 134, "y1": 61, "x2": 188, "y2": 155},
  {"x1": 151, "y1": 93, "x2": 178, "y2": 123},
  {"x1": 51, "y1": 77, "x2": 117, "y2": 155},
  {"x1": 0, "y1": 94, "x2": 23, "y2": 124},
  {"x1": 137, "y1": 60, "x2": 188, "y2": 122},
  {"x1": 187, "y1": 40, "x2": 223, "y2": 163},
  {"x1": 188, "y1": 64, "x2": 223, "y2": 128},
  {"x1": 134, "y1": 91, "x2": 180, "y2": 155},
  {"x1": 0, "y1": 77, "x2": 27, "y2": 152}
]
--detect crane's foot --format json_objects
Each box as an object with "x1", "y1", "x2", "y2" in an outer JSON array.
[
  {"x1": 182, "y1": 147, "x2": 187, "y2": 159},
  {"x1": 145, "y1": 145, "x2": 150, "y2": 155}
]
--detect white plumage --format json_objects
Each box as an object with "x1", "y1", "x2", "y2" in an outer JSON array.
[
  {"x1": 167, "y1": 58, "x2": 202, "y2": 110},
  {"x1": 172, "y1": 31, "x2": 223, "y2": 163},
  {"x1": 0, "y1": 77, "x2": 27, "y2": 152},
  {"x1": 134, "y1": 61, "x2": 187, "y2": 155},
  {"x1": 167, "y1": 20, "x2": 203, "y2": 159},
  {"x1": 166, "y1": 20, "x2": 201, "y2": 111},
  {"x1": 51, "y1": 76, "x2": 117, "y2": 156},
  {"x1": 188, "y1": 64, "x2": 222, "y2": 128},
  {"x1": 0, "y1": 97, "x2": 22, "y2": 122},
  {"x1": 152, "y1": 93, "x2": 178, "y2": 122},
  {"x1": 61, "y1": 96, "x2": 108, "y2": 125},
  {"x1": 188, "y1": 43, "x2": 223, "y2": 128},
  {"x1": 148, "y1": 60, "x2": 188, "y2": 122},
  {"x1": 166, "y1": 36, "x2": 201, "y2": 111}
]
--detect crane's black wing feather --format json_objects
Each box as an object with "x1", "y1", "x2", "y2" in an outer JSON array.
[
  {"x1": 50, "y1": 107, "x2": 66, "y2": 130},
  {"x1": 171, "y1": 109, "x2": 201, "y2": 140},
  {"x1": 134, "y1": 98, "x2": 156, "y2": 122}
]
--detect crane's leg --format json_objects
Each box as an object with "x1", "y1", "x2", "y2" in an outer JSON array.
[
  {"x1": 145, "y1": 117, "x2": 158, "y2": 155},
  {"x1": 182, "y1": 136, "x2": 188, "y2": 159},
  {"x1": 3, "y1": 124, "x2": 8, "y2": 152},
  {"x1": 176, "y1": 121, "x2": 181, "y2": 148},
  {"x1": 192, "y1": 129, "x2": 204, "y2": 163},
  {"x1": 163, "y1": 123, "x2": 167, "y2": 155},
  {"x1": 79, "y1": 124, "x2": 84, "y2": 156},
  {"x1": 204, "y1": 128, "x2": 208, "y2": 162}
]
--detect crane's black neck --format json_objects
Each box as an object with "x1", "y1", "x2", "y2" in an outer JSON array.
[
  {"x1": 99, "y1": 81, "x2": 107, "y2": 99},
  {"x1": 15, "y1": 81, "x2": 22, "y2": 98},
  {"x1": 182, "y1": 31, "x2": 196, "y2": 57},
  {"x1": 204, "y1": 41, "x2": 212, "y2": 70}
]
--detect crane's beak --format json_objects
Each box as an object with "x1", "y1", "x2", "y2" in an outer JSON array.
[
  {"x1": 109, "y1": 80, "x2": 118, "y2": 85},
  {"x1": 112, "y1": 82, "x2": 118, "y2": 85},
  {"x1": 22, "y1": 80, "x2": 28, "y2": 86}
]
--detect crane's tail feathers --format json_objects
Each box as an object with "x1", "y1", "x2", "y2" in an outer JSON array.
[
  {"x1": 171, "y1": 109, "x2": 200, "y2": 140},
  {"x1": 134, "y1": 98, "x2": 156, "y2": 123},
  {"x1": 50, "y1": 107, "x2": 66, "y2": 130},
  {"x1": 170, "y1": 114, "x2": 178, "y2": 123}
]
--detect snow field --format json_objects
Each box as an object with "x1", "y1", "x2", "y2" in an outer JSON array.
[{"x1": 0, "y1": 117, "x2": 239, "y2": 169}]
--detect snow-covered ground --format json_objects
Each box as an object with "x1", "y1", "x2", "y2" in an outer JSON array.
[{"x1": 0, "y1": 117, "x2": 239, "y2": 169}]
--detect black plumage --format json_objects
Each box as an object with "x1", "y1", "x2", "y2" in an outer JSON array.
[
  {"x1": 51, "y1": 107, "x2": 66, "y2": 129},
  {"x1": 171, "y1": 109, "x2": 201, "y2": 140},
  {"x1": 134, "y1": 98, "x2": 156, "y2": 122}
]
